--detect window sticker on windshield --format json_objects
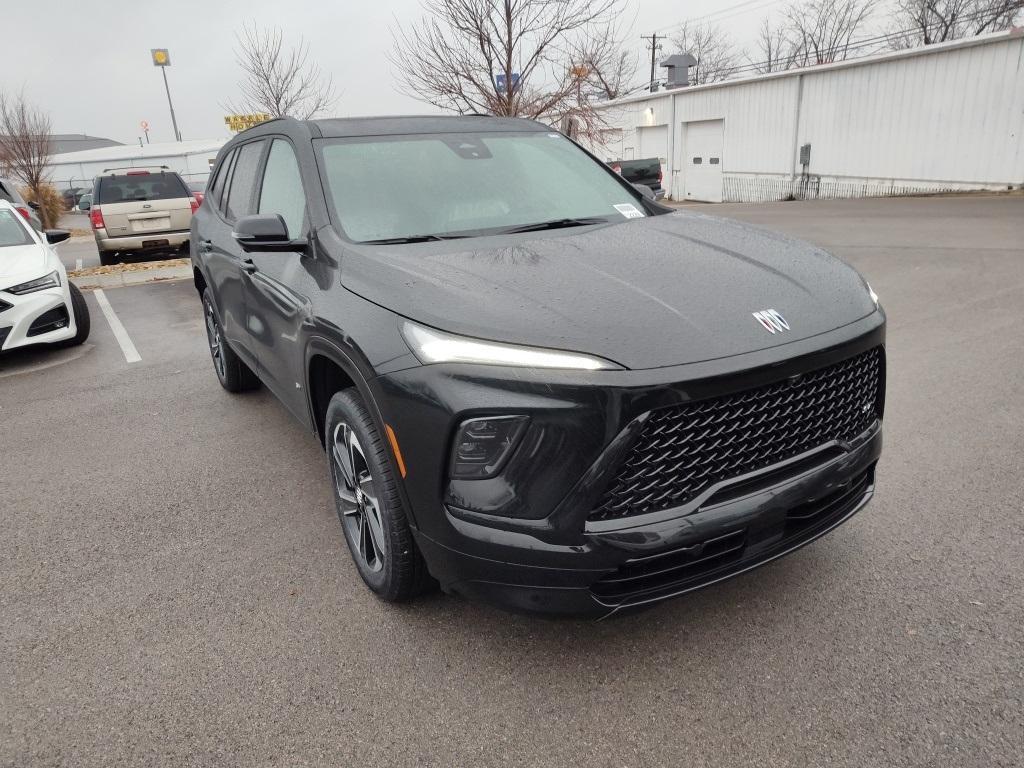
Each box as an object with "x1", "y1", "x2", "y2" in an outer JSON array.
[{"x1": 613, "y1": 203, "x2": 645, "y2": 219}]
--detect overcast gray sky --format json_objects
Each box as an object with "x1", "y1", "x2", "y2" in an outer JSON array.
[{"x1": 2, "y1": 0, "x2": 775, "y2": 146}]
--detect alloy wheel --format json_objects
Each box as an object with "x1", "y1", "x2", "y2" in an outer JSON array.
[
  {"x1": 331, "y1": 422, "x2": 386, "y2": 572},
  {"x1": 204, "y1": 299, "x2": 226, "y2": 381}
]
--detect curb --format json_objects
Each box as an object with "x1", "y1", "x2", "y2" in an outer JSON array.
[{"x1": 71, "y1": 264, "x2": 192, "y2": 290}]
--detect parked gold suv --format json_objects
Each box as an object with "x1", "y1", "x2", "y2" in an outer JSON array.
[{"x1": 82, "y1": 166, "x2": 198, "y2": 265}]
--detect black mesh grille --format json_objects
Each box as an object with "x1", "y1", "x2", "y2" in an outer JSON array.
[{"x1": 590, "y1": 347, "x2": 883, "y2": 522}]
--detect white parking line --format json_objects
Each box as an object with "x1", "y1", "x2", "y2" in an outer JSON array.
[
  {"x1": 93, "y1": 289, "x2": 141, "y2": 363},
  {"x1": 75, "y1": 258, "x2": 83, "y2": 271}
]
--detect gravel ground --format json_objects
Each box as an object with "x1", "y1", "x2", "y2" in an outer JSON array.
[{"x1": 1, "y1": 195, "x2": 1022, "y2": 767}]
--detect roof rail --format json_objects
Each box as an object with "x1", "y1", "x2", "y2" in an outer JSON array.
[
  {"x1": 233, "y1": 115, "x2": 289, "y2": 136},
  {"x1": 101, "y1": 164, "x2": 171, "y2": 173}
]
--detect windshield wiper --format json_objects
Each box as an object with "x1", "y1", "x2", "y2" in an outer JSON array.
[
  {"x1": 498, "y1": 217, "x2": 609, "y2": 235},
  {"x1": 362, "y1": 233, "x2": 469, "y2": 244}
]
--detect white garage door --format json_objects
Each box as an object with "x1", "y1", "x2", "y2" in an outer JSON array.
[
  {"x1": 682, "y1": 119, "x2": 724, "y2": 203},
  {"x1": 637, "y1": 125, "x2": 668, "y2": 161}
]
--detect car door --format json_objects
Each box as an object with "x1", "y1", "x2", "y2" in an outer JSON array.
[
  {"x1": 200, "y1": 139, "x2": 267, "y2": 369},
  {"x1": 242, "y1": 137, "x2": 312, "y2": 425}
]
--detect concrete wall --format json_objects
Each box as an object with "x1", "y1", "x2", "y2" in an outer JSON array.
[{"x1": 585, "y1": 30, "x2": 1024, "y2": 202}]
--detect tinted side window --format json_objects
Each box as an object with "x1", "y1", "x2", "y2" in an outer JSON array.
[
  {"x1": 257, "y1": 140, "x2": 306, "y2": 238},
  {"x1": 208, "y1": 149, "x2": 235, "y2": 210},
  {"x1": 225, "y1": 141, "x2": 265, "y2": 221}
]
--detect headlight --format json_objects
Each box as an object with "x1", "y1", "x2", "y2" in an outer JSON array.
[
  {"x1": 401, "y1": 321, "x2": 621, "y2": 370},
  {"x1": 450, "y1": 416, "x2": 529, "y2": 478},
  {"x1": 866, "y1": 281, "x2": 879, "y2": 306},
  {"x1": 5, "y1": 270, "x2": 61, "y2": 295}
]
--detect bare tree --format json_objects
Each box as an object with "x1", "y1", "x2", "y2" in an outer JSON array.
[
  {"x1": 748, "y1": 17, "x2": 800, "y2": 73},
  {"x1": 0, "y1": 89, "x2": 52, "y2": 197},
  {"x1": 783, "y1": 0, "x2": 877, "y2": 65},
  {"x1": 889, "y1": 0, "x2": 1023, "y2": 47},
  {"x1": 573, "y1": 25, "x2": 638, "y2": 101},
  {"x1": 669, "y1": 22, "x2": 742, "y2": 84},
  {"x1": 227, "y1": 24, "x2": 338, "y2": 119},
  {"x1": 388, "y1": 0, "x2": 627, "y2": 138}
]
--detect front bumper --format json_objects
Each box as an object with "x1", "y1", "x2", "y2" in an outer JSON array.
[
  {"x1": 0, "y1": 285, "x2": 76, "y2": 352},
  {"x1": 376, "y1": 313, "x2": 886, "y2": 618}
]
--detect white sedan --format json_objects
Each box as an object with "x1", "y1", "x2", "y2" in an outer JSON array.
[{"x1": 0, "y1": 200, "x2": 90, "y2": 352}]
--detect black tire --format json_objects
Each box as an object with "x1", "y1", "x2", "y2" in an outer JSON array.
[
  {"x1": 64, "y1": 283, "x2": 90, "y2": 346},
  {"x1": 202, "y1": 288, "x2": 259, "y2": 393},
  {"x1": 98, "y1": 250, "x2": 118, "y2": 266},
  {"x1": 326, "y1": 388, "x2": 432, "y2": 601}
]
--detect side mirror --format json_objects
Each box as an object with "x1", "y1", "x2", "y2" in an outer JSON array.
[
  {"x1": 632, "y1": 183, "x2": 655, "y2": 201},
  {"x1": 78, "y1": 199, "x2": 91, "y2": 211},
  {"x1": 27, "y1": 201, "x2": 41, "y2": 211},
  {"x1": 46, "y1": 229, "x2": 71, "y2": 245},
  {"x1": 232, "y1": 214, "x2": 306, "y2": 253}
]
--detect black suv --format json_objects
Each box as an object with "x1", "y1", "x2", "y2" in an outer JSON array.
[{"x1": 191, "y1": 116, "x2": 885, "y2": 618}]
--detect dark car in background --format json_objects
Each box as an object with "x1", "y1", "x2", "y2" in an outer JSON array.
[
  {"x1": 60, "y1": 187, "x2": 89, "y2": 211},
  {"x1": 609, "y1": 157, "x2": 665, "y2": 199},
  {"x1": 191, "y1": 115, "x2": 885, "y2": 618}
]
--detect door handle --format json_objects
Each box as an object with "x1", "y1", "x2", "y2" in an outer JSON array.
[
  {"x1": 198, "y1": 239, "x2": 213, "y2": 253},
  {"x1": 240, "y1": 258, "x2": 258, "y2": 273}
]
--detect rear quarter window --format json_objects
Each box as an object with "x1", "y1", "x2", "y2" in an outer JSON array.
[
  {"x1": 208, "y1": 149, "x2": 236, "y2": 211},
  {"x1": 97, "y1": 173, "x2": 189, "y2": 204},
  {"x1": 0, "y1": 209, "x2": 33, "y2": 247}
]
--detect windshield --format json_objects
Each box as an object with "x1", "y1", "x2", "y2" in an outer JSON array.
[
  {"x1": 97, "y1": 172, "x2": 189, "y2": 204},
  {"x1": 318, "y1": 131, "x2": 647, "y2": 243},
  {"x1": 0, "y1": 209, "x2": 33, "y2": 248}
]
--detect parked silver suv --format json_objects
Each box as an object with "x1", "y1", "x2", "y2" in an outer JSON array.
[{"x1": 83, "y1": 166, "x2": 197, "y2": 265}]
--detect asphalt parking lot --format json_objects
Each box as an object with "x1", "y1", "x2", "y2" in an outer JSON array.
[{"x1": 2, "y1": 195, "x2": 1022, "y2": 767}]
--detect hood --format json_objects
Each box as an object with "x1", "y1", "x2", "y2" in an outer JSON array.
[
  {"x1": 0, "y1": 243, "x2": 49, "y2": 287},
  {"x1": 341, "y1": 211, "x2": 877, "y2": 370}
]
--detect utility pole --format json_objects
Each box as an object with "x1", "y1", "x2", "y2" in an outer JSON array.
[{"x1": 641, "y1": 33, "x2": 663, "y2": 92}]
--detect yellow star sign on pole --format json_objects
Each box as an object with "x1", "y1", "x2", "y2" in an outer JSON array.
[{"x1": 151, "y1": 48, "x2": 170, "y2": 67}]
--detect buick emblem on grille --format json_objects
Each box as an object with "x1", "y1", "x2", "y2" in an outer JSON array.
[{"x1": 752, "y1": 309, "x2": 790, "y2": 334}]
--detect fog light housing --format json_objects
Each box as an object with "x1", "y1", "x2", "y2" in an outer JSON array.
[{"x1": 450, "y1": 416, "x2": 528, "y2": 479}]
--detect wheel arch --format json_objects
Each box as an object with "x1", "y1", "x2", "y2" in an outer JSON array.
[
  {"x1": 305, "y1": 336, "x2": 382, "y2": 449},
  {"x1": 305, "y1": 336, "x2": 420, "y2": 529}
]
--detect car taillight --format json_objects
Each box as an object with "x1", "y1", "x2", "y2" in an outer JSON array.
[
  {"x1": 90, "y1": 207, "x2": 105, "y2": 229},
  {"x1": 15, "y1": 206, "x2": 31, "y2": 221},
  {"x1": 189, "y1": 196, "x2": 200, "y2": 214}
]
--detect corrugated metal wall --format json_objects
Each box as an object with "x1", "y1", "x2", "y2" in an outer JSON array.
[{"x1": 588, "y1": 31, "x2": 1024, "y2": 202}]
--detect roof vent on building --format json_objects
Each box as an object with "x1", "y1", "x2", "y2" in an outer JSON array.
[{"x1": 661, "y1": 53, "x2": 698, "y2": 89}]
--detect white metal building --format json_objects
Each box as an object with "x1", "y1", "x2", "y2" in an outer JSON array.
[
  {"x1": 585, "y1": 29, "x2": 1024, "y2": 203},
  {"x1": 46, "y1": 138, "x2": 227, "y2": 193}
]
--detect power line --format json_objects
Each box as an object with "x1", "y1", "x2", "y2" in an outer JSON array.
[
  {"x1": 639, "y1": 6, "x2": 1010, "y2": 89},
  {"x1": 650, "y1": 0, "x2": 785, "y2": 35}
]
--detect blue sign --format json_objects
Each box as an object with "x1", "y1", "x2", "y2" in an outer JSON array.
[{"x1": 494, "y1": 72, "x2": 520, "y2": 92}]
